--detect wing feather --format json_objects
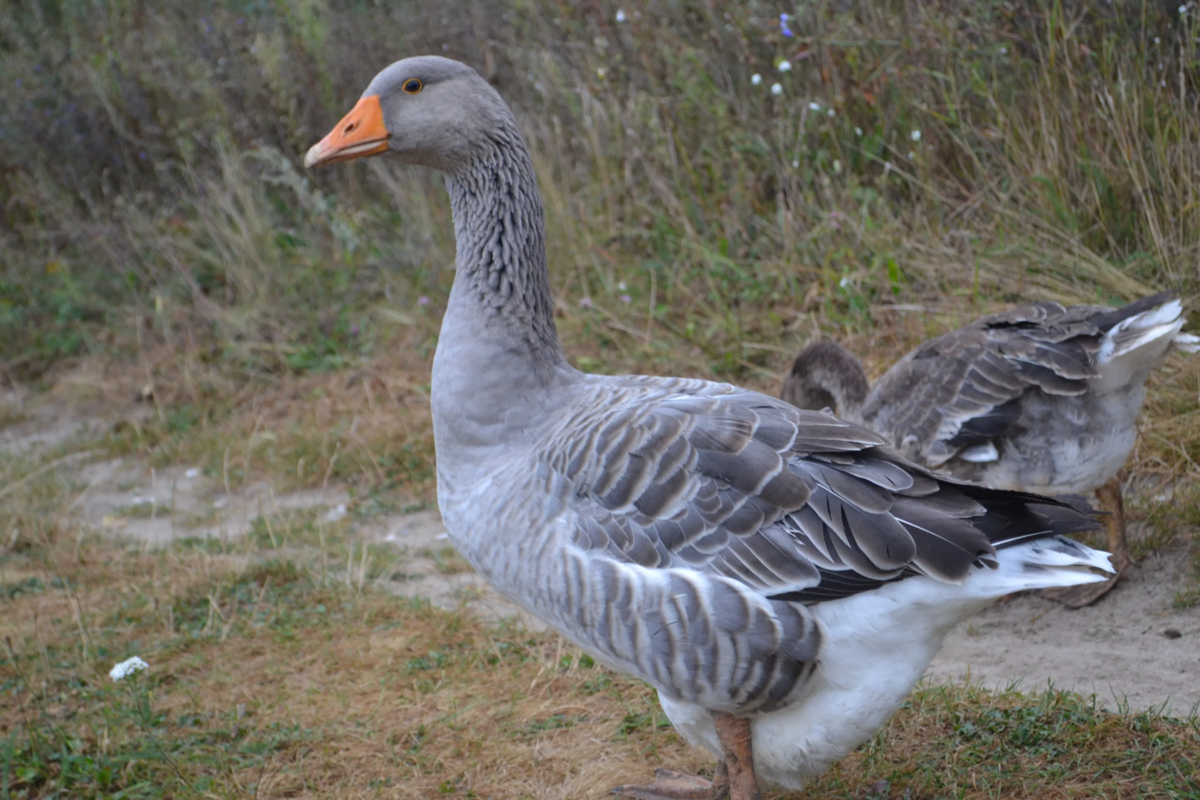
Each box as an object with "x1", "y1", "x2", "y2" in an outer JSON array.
[
  {"x1": 544, "y1": 377, "x2": 1097, "y2": 716},
  {"x1": 855, "y1": 298, "x2": 1169, "y2": 465}
]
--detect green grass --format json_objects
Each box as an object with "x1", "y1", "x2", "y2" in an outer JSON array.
[{"x1": 2, "y1": 0, "x2": 1199, "y2": 376}]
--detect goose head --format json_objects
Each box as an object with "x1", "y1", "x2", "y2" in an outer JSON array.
[
  {"x1": 304, "y1": 56, "x2": 511, "y2": 173},
  {"x1": 781, "y1": 340, "x2": 871, "y2": 418}
]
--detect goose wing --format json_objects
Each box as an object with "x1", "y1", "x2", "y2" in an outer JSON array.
[
  {"x1": 855, "y1": 298, "x2": 1170, "y2": 466},
  {"x1": 540, "y1": 376, "x2": 1096, "y2": 714}
]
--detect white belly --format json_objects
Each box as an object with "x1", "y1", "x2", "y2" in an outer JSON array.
[
  {"x1": 656, "y1": 537, "x2": 1110, "y2": 790},
  {"x1": 659, "y1": 577, "x2": 990, "y2": 790}
]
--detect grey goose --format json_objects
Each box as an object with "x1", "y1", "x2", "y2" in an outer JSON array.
[
  {"x1": 784, "y1": 296, "x2": 1197, "y2": 607},
  {"x1": 305, "y1": 56, "x2": 1110, "y2": 800}
]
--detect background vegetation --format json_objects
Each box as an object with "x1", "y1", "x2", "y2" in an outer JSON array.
[
  {"x1": 4, "y1": 0, "x2": 1199, "y2": 376},
  {"x1": 3, "y1": 0, "x2": 1200, "y2": 797}
]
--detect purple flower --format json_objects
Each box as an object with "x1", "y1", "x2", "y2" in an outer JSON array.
[
  {"x1": 349, "y1": 324, "x2": 359, "y2": 336},
  {"x1": 417, "y1": 296, "x2": 430, "y2": 306},
  {"x1": 780, "y1": 12, "x2": 794, "y2": 37},
  {"x1": 578, "y1": 296, "x2": 594, "y2": 309},
  {"x1": 620, "y1": 294, "x2": 632, "y2": 304}
]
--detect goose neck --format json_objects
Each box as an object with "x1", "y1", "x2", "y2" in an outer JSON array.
[{"x1": 430, "y1": 128, "x2": 573, "y2": 450}]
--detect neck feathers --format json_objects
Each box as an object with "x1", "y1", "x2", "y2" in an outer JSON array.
[
  {"x1": 430, "y1": 120, "x2": 571, "y2": 452},
  {"x1": 446, "y1": 125, "x2": 563, "y2": 364},
  {"x1": 781, "y1": 341, "x2": 870, "y2": 419}
]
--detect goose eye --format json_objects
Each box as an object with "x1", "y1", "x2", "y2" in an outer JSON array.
[{"x1": 402, "y1": 78, "x2": 423, "y2": 94}]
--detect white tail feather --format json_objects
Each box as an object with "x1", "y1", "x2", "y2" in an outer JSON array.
[
  {"x1": 1106, "y1": 299, "x2": 1184, "y2": 360},
  {"x1": 1095, "y1": 299, "x2": 1190, "y2": 390},
  {"x1": 971, "y1": 536, "x2": 1114, "y2": 595}
]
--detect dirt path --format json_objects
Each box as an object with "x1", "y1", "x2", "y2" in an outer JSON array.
[{"x1": 6, "y1": 397, "x2": 1199, "y2": 715}]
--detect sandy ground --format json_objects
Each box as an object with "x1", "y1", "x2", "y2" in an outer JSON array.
[
  {"x1": 5, "y1": 395, "x2": 1199, "y2": 715},
  {"x1": 929, "y1": 550, "x2": 1200, "y2": 714}
]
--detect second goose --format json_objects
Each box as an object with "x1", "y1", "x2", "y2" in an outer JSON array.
[{"x1": 784, "y1": 295, "x2": 1198, "y2": 606}]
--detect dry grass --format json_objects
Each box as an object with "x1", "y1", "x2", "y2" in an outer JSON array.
[{"x1": 2, "y1": 528, "x2": 1198, "y2": 800}]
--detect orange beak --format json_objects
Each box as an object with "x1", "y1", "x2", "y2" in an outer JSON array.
[{"x1": 304, "y1": 95, "x2": 389, "y2": 168}]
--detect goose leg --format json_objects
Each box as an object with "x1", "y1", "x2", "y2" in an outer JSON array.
[
  {"x1": 1043, "y1": 476, "x2": 1132, "y2": 608},
  {"x1": 713, "y1": 715, "x2": 760, "y2": 800}
]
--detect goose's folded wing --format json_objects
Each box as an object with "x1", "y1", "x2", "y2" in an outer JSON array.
[
  {"x1": 559, "y1": 380, "x2": 1097, "y2": 593},
  {"x1": 544, "y1": 379, "x2": 1096, "y2": 714},
  {"x1": 862, "y1": 301, "x2": 1107, "y2": 465}
]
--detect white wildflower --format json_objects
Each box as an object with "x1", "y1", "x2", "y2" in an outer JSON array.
[
  {"x1": 1180, "y1": 4, "x2": 1188, "y2": 13},
  {"x1": 911, "y1": 130, "x2": 922, "y2": 142},
  {"x1": 751, "y1": 73, "x2": 762, "y2": 86},
  {"x1": 324, "y1": 503, "x2": 348, "y2": 523},
  {"x1": 908, "y1": 151, "x2": 916, "y2": 159},
  {"x1": 771, "y1": 82, "x2": 783, "y2": 96},
  {"x1": 791, "y1": 160, "x2": 800, "y2": 168},
  {"x1": 1155, "y1": 36, "x2": 1161, "y2": 43},
  {"x1": 1000, "y1": 46, "x2": 1008, "y2": 54},
  {"x1": 778, "y1": 60, "x2": 792, "y2": 72},
  {"x1": 808, "y1": 101, "x2": 821, "y2": 111},
  {"x1": 110, "y1": 656, "x2": 149, "y2": 682},
  {"x1": 616, "y1": 8, "x2": 626, "y2": 22},
  {"x1": 618, "y1": 281, "x2": 627, "y2": 291},
  {"x1": 854, "y1": 126, "x2": 863, "y2": 136},
  {"x1": 833, "y1": 159, "x2": 842, "y2": 173},
  {"x1": 184, "y1": 467, "x2": 200, "y2": 478},
  {"x1": 839, "y1": 277, "x2": 850, "y2": 288},
  {"x1": 827, "y1": 108, "x2": 835, "y2": 117},
  {"x1": 596, "y1": 67, "x2": 607, "y2": 79}
]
